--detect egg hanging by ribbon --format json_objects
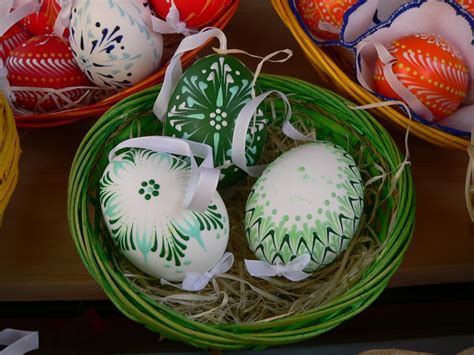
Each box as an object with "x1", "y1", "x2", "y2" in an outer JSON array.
[
  {"x1": 373, "y1": 33, "x2": 469, "y2": 121},
  {"x1": 295, "y1": 0, "x2": 357, "y2": 41},
  {"x1": 150, "y1": 0, "x2": 231, "y2": 28},
  {"x1": 22, "y1": 0, "x2": 63, "y2": 36},
  {"x1": 100, "y1": 148, "x2": 229, "y2": 282},
  {"x1": 245, "y1": 142, "x2": 364, "y2": 273},
  {"x1": 6, "y1": 34, "x2": 92, "y2": 112},
  {"x1": 164, "y1": 54, "x2": 267, "y2": 187},
  {"x1": 69, "y1": 0, "x2": 163, "y2": 88},
  {"x1": 0, "y1": 24, "x2": 30, "y2": 61}
]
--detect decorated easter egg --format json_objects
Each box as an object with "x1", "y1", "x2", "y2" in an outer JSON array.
[
  {"x1": 245, "y1": 142, "x2": 364, "y2": 272},
  {"x1": 69, "y1": 0, "x2": 163, "y2": 88},
  {"x1": 100, "y1": 148, "x2": 229, "y2": 282},
  {"x1": 373, "y1": 33, "x2": 469, "y2": 120},
  {"x1": 296, "y1": 0, "x2": 357, "y2": 40},
  {"x1": 457, "y1": 0, "x2": 474, "y2": 16},
  {"x1": 0, "y1": 24, "x2": 30, "y2": 61},
  {"x1": 150, "y1": 0, "x2": 231, "y2": 28},
  {"x1": 22, "y1": 0, "x2": 63, "y2": 36},
  {"x1": 164, "y1": 54, "x2": 267, "y2": 187},
  {"x1": 6, "y1": 35, "x2": 91, "y2": 112}
]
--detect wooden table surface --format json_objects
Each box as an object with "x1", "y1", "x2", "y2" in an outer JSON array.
[{"x1": 0, "y1": 0, "x2": 473, "y2": 302}]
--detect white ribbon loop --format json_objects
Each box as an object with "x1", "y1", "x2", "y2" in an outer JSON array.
[
  {"x1": 0, "y1": 329, "x2": 39, "y2": 355},
  {"x1": 231, "y1": 90, "x2": 312, "y2": 177},
  {"x1": 245, "y1": 254, "x2": 312, "y2": 282},
  {"x1": 151, "y1": 0, "x2": 192, "y2": 36},
  {"x1": 53, "y1": 0, "x2": 73, "y2": 37},
  {"x1": 160, "y1": 252, "x2": 234, "y2": 291},
  {"x1": 109, "y1": 136, "x2": 219, "y2": 212},
  {"x1": 153, "y1": 27, "x2": 228, "y2": 122},
  {"x1": 0, "y1": 0, "x2": 40, "y2": 37}
]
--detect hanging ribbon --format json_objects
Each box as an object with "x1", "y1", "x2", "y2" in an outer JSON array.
[
  {"x1": 153, "y1": 27, "x2": 228, "y2": 121},
  {"x1": 151, "y1": 0, "x2": 194, "y2": 36},
  {"x1": 0, "y1": 0, "x2": 40, "y2": 37},
  {"x1": 231, "y1": 90, "x2": 313, "y2": 177},
  {"x1": 356, "y1": 40, "x2": 433, "y2": 121},
  {"x1": 245, "y1": 254, "x2": 312, "y2": 282},
  {"x1": 161, "y1": 252, "x2": 234, "y2": 291},
  {"x1": 53, "y1": 0, "x2": 72, "y2": 37},
  {"x1": 0, "y1": 329, "x2": 39, "y2": 355},
  {"x1": 109, "y1": 136, "x2": 219, "y2": 212}
]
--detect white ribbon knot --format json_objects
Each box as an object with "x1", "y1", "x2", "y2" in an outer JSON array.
[
  {"x1": 0, "y1": 0, "x2": 41, "y2": 37},
  {"x1": 0, "y1": 329, "x2": 39, "y2": 355},
  {"x1": 245, "y1": 254, "x2": 312, "y2": 282},
  {"x1": 53, "y1": 0, "x2": 73, "y2": 37},
  {"x1": 161, "y1": 252, "x2": 234, "y2": 291},
  {"x1": 151, "y1": 0, "x2": 192, "y2": 36}
]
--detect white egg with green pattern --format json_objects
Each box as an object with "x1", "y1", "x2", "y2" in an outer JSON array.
[
  {"x1": 245, "y1": 142, "x2": 364, "y2": 272},
  {"x1": 99, "y1": 148, "x2": 229, "y2": 282}
]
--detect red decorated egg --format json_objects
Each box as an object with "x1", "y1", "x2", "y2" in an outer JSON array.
[
  {"x1": 374, "y1": 33, "x2": 469, "y2": 120},
  {"x1": 457, "y1": 0, "x2": 474, "y2": 16},
  {"x1": 150, "y1": 0, "x2": 231, "y2": 27},
  {"x1": 22, "y1": 0, "x2": 64, "y2": 36},
  {"x1": 296, "y1": 0, "x2": 357, "y2": 40},
  {"x1": 0, "y1": 24, "x2": 31, "y2": 61},
  {"x1": 6, "y1": 35, "x2": 91, "y2": 112}
]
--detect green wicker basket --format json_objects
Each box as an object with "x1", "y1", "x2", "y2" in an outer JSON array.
[{"x1": 68, "y1": 74, "x2": 415, "y2": 350}]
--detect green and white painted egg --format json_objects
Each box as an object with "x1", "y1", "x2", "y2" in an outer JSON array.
[
  {"x1": 164, "y1": 54, "x2": 267, "y2": 187},
  {"x1": 245, "y1": 142, "x2": 364, "y2": 272},
  {"x1": 99, "y1": 148, "x2": 229, "y2": 282}
]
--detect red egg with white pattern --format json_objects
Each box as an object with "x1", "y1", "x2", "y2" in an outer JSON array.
[
  {"x1": 373, "y1": 33, "x2": 469, "y2": 121},
  {"x1": 6, "y1": 35, "x2": 92, "y2": 112},
  {"x1": 296, "y1": 0, "x2": 357, "y2": 40},
  {"x1": 22, "y1": 0, "x2": 66, "y2": 36},
  {"x1": 150, "y1": 0, "x2": 232, "y2": 28},
  {"x1": 0, "y1": 24, "x2": 31, "y2": 61}
]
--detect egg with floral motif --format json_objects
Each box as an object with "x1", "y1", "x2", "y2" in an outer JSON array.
[
  {"x1": 150, "y1": 0, "x2": 232, "y2": 27},
  {"x1": 0, "y1": 24, "x2": 30, "y2": 61},
  {"x1": 69, "y1": 0, "x2": 163, "y2": 88},
  {"x1": 164, "y1": 54, "x2": 267, "y2": 188},
  {"x1": 6, "y1": 34, "x2": 92, "y2": 112},
  {"x1": 295, "y1": 0, "x2": 357, "y2": 40},
  {"x1": 99, "y1": 148, "x2": 229, "y2": 282},
  {"x1": 373, "y1": 33, "x2": 469, "y2": 120},
  {"x1": 245, "y1": 142, "x2": 364, "y2": 272}
]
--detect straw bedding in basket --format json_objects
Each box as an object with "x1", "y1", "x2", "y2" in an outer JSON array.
[{"x1": 68, "y1": 74, "x2": 415, "y2": 350}]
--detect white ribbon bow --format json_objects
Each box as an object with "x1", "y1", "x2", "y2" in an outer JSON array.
[
  {"x1": 245, "y1": 254, "x2": 312, "y2": 282},
  {"x1": 151, "y1": 0, "x2": 193, "y2": 36},
  {"x1": 153, "y1": 27, "x2": 228, "y2": 122},
  {"x1": 231, "y1": 90, "x2": 313, "y2": 177},
  {"x1": 53, "y1": 0, "x2": 72, "y2": 37},
  {"x1": 0, "y1": 0, "x2": 40, "y2": 37},
  {"x1": 161, "y1": 252, "x2": 234, "y2": 291},
  {"x1": 0, "y1": 329, "x2": 39, "y2": 355},
  {"x1": 109, "y1": 136, "x2": 220, "y2": 212}
]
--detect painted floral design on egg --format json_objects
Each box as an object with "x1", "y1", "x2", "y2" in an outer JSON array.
[
  {"x1": 100, "y1": 148, "x2": 229, "y2": 282},
  {"x1": 165, "y1": 55, "x2": 267, "y2": 187},
  {"x1": 245, "y1": 142, "x2": 364, "y2": 272},
  {"x1": 0, "y1": 24, "x2": 30, "y2": 61}
]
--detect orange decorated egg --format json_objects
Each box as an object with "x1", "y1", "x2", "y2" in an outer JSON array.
[
  {"x1": 150, "y1": 0, "x2": 231, "y2": 28},
  {"x1": 0, "y1": 24, "x2": 31, "y2": 61},
  {"x1": 6, "y1": 35, "x2": 92, "y2": 112},
  {"x1": 296, "y1": 0, "x2": 357, "y2": 40},
  {"x1": 457, "y1": 0, "x2": 474, "y2": 16},
  {"x1": 22, "y1": 0, "x2": 65, "y2": 36},
  {"x1": 374, "y1": 33, "x2": 469, "y2": 120}
]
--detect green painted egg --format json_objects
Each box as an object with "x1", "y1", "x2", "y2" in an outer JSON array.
[
  {"x1": 164, "y1": 54, "x2": 267, "y2": 187},
  {"x1": 245, "y1": 142, "x2": 364, "y2": 272}
]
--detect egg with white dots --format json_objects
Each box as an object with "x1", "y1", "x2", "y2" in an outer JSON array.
[
  {"x1": 245, "y1": 142, "x2": 365, "y2": 273},
  {"x1": 69, "y1": 0, "x2": 163, "y2": 88}
]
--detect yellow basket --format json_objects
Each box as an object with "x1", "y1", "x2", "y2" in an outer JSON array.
[
  {"x1": 0, "y1": 94, "x2": 20, "y2": 223},
  {"x1": 271, "y1": 0, "x2": 470, "y2": 151}
]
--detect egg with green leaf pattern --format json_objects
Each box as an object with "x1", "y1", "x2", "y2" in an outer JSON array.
[
  {"x1": 245, "y1": 142, "x2": 364, "y2": 272},
  {"x1": 164, "y1": 54, "x2": 267, "y2": 188}
]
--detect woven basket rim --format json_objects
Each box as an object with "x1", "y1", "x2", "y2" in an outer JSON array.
[
  {"x1": 13, "y1": 0, "x2": 240, "y2": 129},
  {"x1": 271, "y1": 0, "x2": 470, "y2": 151},
  {"x1": 67, "y1": 73, "x2": 415, "y2": 349}
]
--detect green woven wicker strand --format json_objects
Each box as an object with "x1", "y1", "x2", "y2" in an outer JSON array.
[{"x1": 67, "y1": 74, "x2": 415, "y2": 350}]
